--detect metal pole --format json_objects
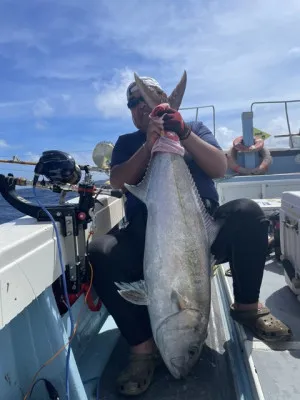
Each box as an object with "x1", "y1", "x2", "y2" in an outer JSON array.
[
  {"x1": 284, "y1": 102, "x2": 293, "y2": 148},
  {"x1": 212, "y1": 105, "x2": 216, "y2": 138},
  {"x1": 250, "y1": 99, "x2": 300, "y2": 149}
]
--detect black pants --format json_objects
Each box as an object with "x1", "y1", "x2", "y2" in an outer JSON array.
[{"x1": 88, "y1": 198, "x2": 269, "y2": 346}]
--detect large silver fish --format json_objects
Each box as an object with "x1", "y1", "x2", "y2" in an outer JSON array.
[{"x1": 116, "y1": 72, "x2": 220, "y2": 379}]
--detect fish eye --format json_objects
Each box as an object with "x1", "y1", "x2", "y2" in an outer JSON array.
[{"x1": 188, "y1": 346, "x2": 198, "y2": 357}]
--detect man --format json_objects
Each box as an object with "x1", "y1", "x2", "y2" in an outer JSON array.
[{"x1": 89, "y1": 76, "x2": 292, "y2": 396}]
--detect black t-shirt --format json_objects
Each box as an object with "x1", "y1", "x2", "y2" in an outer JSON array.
[{"x1": 111, "y1": 121, "x2": 222, "y2": 221}]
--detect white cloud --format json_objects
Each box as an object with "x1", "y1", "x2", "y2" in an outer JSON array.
[
  {"x1": 69, "y1": 151, "x2": 92, "y2": 166},
  {"x1": 95, "y1": 67, "x2": 134, "y2": 118},
  {"x1": 61, "y1": 94, "x2": 71, "y2": 102},
  {"x1": 263, "y1": 116, "x2": 297, "y2": 148},
  {"x1": 32, "y1": 99, "x2": 54, "y2": 118},
  {"x1": 288, "y1": 47, "x2": 300, "y2": 57},
  {"x1": 0, "y1": 139, "x2": 9, "y2": 148},
  {"x1": 94, "y1": 0, "x2": 300, "y2": 107},
  {"x1": 1, "y1": 0, "x2": 300, "y2": 151},
  {"x1": 0, "y1": 100, "x2": 33, "y2": 109},
  {"x1": 0, "y1": 27, "x2": 47, "y2": 53},
  {"x1": 69, "y1": 150, "x2": 110, "y2": 181},
  {"x1": 0, "y1": 100, "x2": 36, "y2": 119},
  {"x1": 215, "y1": 127, "x2": 237, "y2": 150},
  {"x1": 24, "y1": 151, "x2": 40, "y2": 162},
  {"x1": 35, "y1": 121, "x2": 48, "y2": 130}
]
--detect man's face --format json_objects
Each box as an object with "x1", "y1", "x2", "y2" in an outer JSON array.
[{"x1": 127, "y1": 87, "x2": 152, "y2": 132}]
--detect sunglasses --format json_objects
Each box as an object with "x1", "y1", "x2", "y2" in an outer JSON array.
[{"x1": 127, "y1": 96, "x2": 145, "y2": 109}]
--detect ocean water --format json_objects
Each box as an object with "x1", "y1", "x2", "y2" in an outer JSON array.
[{"x1": 0, "y1": 181, "x2": 106, "y2": 225}]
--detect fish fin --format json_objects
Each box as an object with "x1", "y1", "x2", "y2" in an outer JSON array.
[
  {"x1": 124, "y1": 182, "x2": 147, "y2": 203},
  {"x1": 212, "y1": 263, "x2": 221, "y2": 277},
  {"x1": 210, "y1": 254, "x2": 217, "y2": 268},
  {"x1": 115, "y1": 280, "x2": 149, "y2": 306},
  {"x1": 171, "y1": 289, "x2": 190, "y2": 311},
  {"x1": 210, "y1": 255, "x2": 217, "y2": 277},
  {"x1": 167, "y1": 70, "x2": 187, "y2": 110},
  {"x1": 195, "y1": 194, "x2": 219, "y2": 246},
  {"x1": 206, "y1": 216, "x2": 222, "y2": 247},
  {"x1": 134, "y1": 72, "x2": 168, "y2": 109},
  {"x1": 124, "y1": 161, "x2": 152, "y2": 203}
]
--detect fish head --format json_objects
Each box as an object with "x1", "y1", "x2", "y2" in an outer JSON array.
[{"x1": 155, "y1": 309, "x2": 207, "y2": 379}]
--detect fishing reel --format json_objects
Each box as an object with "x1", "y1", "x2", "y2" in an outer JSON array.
[{"x1": 33, "y1": 150, "x2": 82, "y2": 186}]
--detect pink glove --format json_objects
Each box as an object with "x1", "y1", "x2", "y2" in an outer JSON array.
[{"x1": 151, "y1": 104, "x2": 191, "y2": 140}]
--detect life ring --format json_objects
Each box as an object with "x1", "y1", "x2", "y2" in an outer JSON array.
[
  {"x1": 226, "y1": 146, "x2": 272, "y2": 175},
  {"x1": 233, "y1": 136, "x2": 264, "y2": 152}
]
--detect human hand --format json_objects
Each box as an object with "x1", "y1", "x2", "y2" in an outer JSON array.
[
  {"x1": 145, "y1": 118, "x2": 164, "y2": 151},
  {"x1": 151, "y1": 104, "x2": 191, "y2": 140}
]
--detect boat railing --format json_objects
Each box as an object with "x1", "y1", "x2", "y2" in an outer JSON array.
[
  {"x1": 179, "y1": 99, "x2": 300, "y2": 143},
  {"x1": 250, "y1": 99, "x2": 300, "y2": 148},
  {"x1": 180, "y1": 105, "x2": 216, "y2": 136}
]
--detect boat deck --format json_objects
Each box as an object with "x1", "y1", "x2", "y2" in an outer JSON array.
[
  {"x1": 95, "y1": 254, "x2": 300, "y2": 400},
  {"x1": 223, "y1": 257, "x2": 300, "y2": 400},
  {"x1": 98, "y1": 280, "x2": 237, "y2": 400}
]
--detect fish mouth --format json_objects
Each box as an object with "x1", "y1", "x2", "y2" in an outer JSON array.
[
  {"x1": 166, "y1": 344, "x2": 203, "y2": 380},
  {"x1": 170, "y1": 356, "x2": 188, "y2": 379}
]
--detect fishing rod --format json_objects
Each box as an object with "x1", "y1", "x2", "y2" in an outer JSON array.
[
  {"x1": 0, "y1": 156, "x2": 37, "y2": 166},
  {"x1": 0, "y1": 141, "x2": 115, "y2": 175},
  {"x1": 5, "y1": 175, "x2": 118, "y2": 197},
  {"x1": 0, "y1": 155, "x2": 109, "y2": 173}
]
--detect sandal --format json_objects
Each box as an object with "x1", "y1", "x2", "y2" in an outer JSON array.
[
  {"x1": 230, "y1": 305, "x2": 292, "y2": 342},
  {"x1": 116, "y1": 351, "x2": 162, "y2": 396}
]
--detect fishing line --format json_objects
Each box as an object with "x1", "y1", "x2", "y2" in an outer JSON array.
[{"x1": 32, "y1": 185, "x2": 75, "y2": 400}]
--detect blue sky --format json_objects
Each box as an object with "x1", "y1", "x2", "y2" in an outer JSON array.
[{"x1": 1, "y1": 0, "x2": 300, "y2": 179}]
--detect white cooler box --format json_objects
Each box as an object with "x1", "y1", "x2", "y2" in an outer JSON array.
[{"x1": 280, "y1": 191, "x2": 300, "y2": 300}]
